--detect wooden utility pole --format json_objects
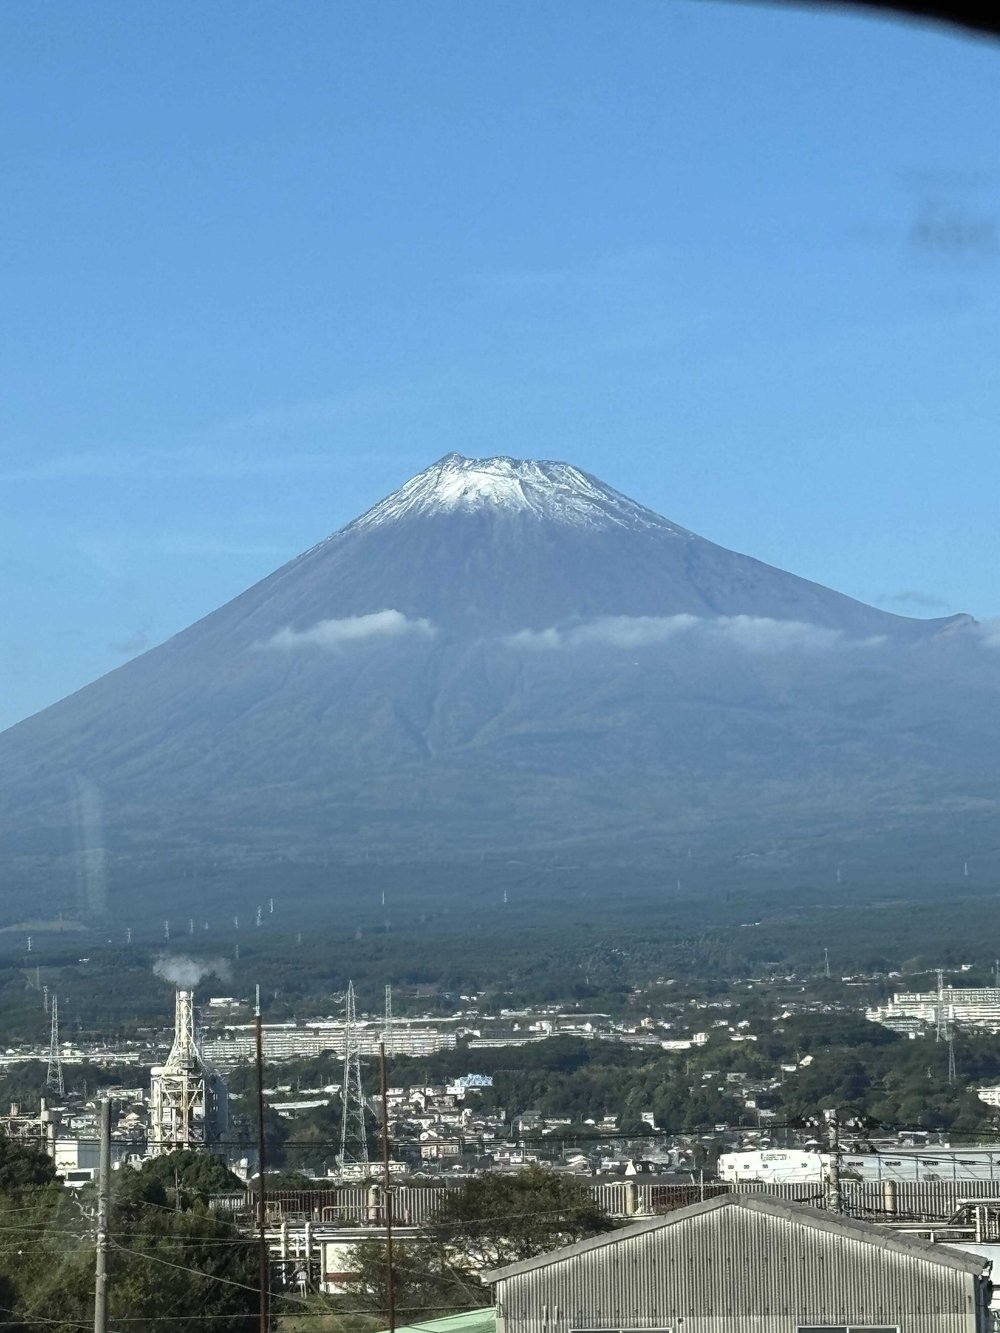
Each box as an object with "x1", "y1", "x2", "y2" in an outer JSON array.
[
  {"x1": 255, "y1": 985, "x2": 269, "y2": 1333},
  {"x1": 94, "y1": 1099, "x2": 110, "y2": 1333},
  {"x1": 379, "y1": 1042, "x2": 396, "y2": 1333}
]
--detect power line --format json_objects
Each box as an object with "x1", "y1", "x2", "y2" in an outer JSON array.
[
  {"x1": 0, "y1": 1306, "x2": 488, "y2": 1324},
  {"x1": 111, "y1": 1241, "x2": 261, "y2": 1295}
]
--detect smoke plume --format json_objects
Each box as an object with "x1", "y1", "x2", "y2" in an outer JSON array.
[{"x1": 154, "y1": 955, "x2": 232, "y2": 989}]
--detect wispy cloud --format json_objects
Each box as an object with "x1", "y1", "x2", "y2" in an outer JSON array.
[
  {"x1": 205, "y1": 390, "x2": 411, "y2": 442},
  {"x1": 0, "y1": 445, "x2": 338, "y2": 484},
  {"x1": 508, "y1": 615, "x2": 695, "y2": 651},
  {"x1": 974, "y1": 619, "x2": 1000, "y2": 649},
  {"x1": 75, "y1": 532, "x2": 290, "y2": 576},
  {"x1": 878, "y1": 589, "x2": 951, "y2": 611},
  {"x1": 148, "y1": 535, "x2": 290, "y2": 559},
  {"x1": 507, "y1": 614, "x2": 884, "y2": 654},
  {"x1": 263, "y1": 610, "x2": 437, "y2": 651},
  {"x1": 2, "y1": 378, "x2": 441, "y2": 484},
  {"x1": 909, "y1": 201, "x2": 998, "y2": 262},
  {"x1": 109, "y1": 629, "x2": 151, "y2": 656}
]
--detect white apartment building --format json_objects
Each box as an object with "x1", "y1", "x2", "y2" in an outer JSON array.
[
  {"x1": 868, "y1": 986, "x2": 1000, "y2": 1033},
  {"x1": 202, "y1": 1019, "x2": 457, "y2": 1066}
]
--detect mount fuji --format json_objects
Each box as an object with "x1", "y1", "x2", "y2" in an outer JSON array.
[{"x1": 0, "y1": 453, "x2": 996, "y2": 927}]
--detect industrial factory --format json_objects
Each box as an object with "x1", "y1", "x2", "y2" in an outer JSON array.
[
  {"x1": 148, "y1": 987, "x2": 229, "y2": 1154},
  {"x1": 0, "y1": 984, "x2": 232, "y2": 1184}
]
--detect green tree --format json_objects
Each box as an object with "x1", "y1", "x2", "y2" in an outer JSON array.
[
  {"x1": 346, "y1": 1166, "x2": 616, "y2": 1320},
  {"x1": 0, "y1": 1138, "x2": 257, "y2": 1333},
  {"x1": 20, "y1": 1199, "x2": 258, "y2": 1333},
  {"x1": 0, "y1": 1138, "x2": 56, "y2": 1193},
  {"x1": 126, "y1": 1148, "x2": 243, "y2": 1207},
  {"x1": 345, "y1": 1236, "x2": 484, "y2": 1321}
]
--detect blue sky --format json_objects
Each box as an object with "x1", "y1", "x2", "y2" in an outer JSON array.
[{"x1": 1, "y1": 1, "x2": 998, "y2": 729}]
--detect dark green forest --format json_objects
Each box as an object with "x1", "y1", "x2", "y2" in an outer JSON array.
[{"x1": 2, "y1": 872, "x2": 999, "y2": 1044}]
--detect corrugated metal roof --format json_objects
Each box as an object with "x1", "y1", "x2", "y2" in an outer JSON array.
[
  {"x1": 483, "y1": 1192, "x2": 991, "y2": 1282},
  {"x1": 371, "y1": 1308, "x2": 495, "y2": 1333}
]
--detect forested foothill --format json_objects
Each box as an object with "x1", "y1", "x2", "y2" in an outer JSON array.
[
  {"x1": 2, "y1": 877, "x2": 1000, "y2": 1161},
  {"x1": 1, "y1": 863, "x2": 997, "y2": 1030}
]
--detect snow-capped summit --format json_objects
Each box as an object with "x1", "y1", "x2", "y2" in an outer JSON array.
[
  {"x1": 350, "y1": 453, "x2": 688, "y2": 534},
  {"x1": 276, "y1": 452, "x2": 961, "y2": 640}
]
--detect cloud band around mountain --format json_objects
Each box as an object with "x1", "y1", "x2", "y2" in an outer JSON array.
[
  {"x1": 264, "y1": 609, "x2": 438, "y2": 650},
  {"x1": 263, "y1": 609, "x2": 911, "y2": 654},
  {"x1": 506, "y1": 614, "x2": 885, "y2": 653}
]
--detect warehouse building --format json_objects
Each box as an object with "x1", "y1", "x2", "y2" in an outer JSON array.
[{"x1": 485, "y1": 1194, "x2": 993, "y2": 1333}]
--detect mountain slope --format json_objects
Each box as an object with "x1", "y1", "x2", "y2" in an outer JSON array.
[{"x1": 0, "y1": 453, "x2": 993, "y2": 925}]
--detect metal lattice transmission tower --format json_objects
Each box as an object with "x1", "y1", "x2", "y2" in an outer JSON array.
[
  {"x1": 46, "y1": 995, "x2": 64, "y2": 1098},
  {"x1": 935, "y1": 969, "x2": 947, "y2": 1041},
  {"x1": 339, "y1": 981, "x2": 370, "y2": 1174}
]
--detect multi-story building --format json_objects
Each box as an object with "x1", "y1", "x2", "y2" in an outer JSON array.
[
  {"x1": 869, "y1": 986, "x2": 1000, "y2": 1033},
  {"x1": 202, "y1": 1018, "x2": 457, "y2": 1067}
]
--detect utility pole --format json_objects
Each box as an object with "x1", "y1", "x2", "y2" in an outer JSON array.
[
  {"x1": 947, "y1": 1005, "x2": 957, "y2": 1084},
  {"x1": 379, "y1": 1043, "x2": 396, "y2": 1333},
  {"x1": 383, "y1": 985, "x2": 393, "y2": 1057},
  {"x1": 255, "y1": 985, "x2": 269, "y2": 1333},
  {"x1": 823, "y1": 1108, "x2": 842, "y2": 1214},
  {"x1": 94, "y1": 1099, "x2": 110, "y2": 1333}
]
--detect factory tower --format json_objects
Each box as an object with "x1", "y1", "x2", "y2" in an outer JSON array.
[{"x1": 148, "y1": 989, "x2": 228, "y2": 1156}]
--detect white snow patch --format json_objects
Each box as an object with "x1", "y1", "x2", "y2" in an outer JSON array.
[
  {"x1": 508, "y1": 614, "x2": 885, "y2": 654},
  {"x1": 264, "y1": 610, "x2": 437, "y2": 650},
  {"x1": 347, "y1": 454, "x2": 689, "y2": 536}
]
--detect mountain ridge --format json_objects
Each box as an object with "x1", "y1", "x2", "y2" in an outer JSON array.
[{"x1": 0, "y1": 453, "x2": 994, "y2": 927}]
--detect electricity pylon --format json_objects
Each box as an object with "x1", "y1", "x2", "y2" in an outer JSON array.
[{"x1": 339, "y1": 981, "x2": 370, "y2": 1175}]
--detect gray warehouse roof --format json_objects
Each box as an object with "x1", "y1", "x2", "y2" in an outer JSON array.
[{"x1": 484, "y1": 1192, "x2": 991, "y2": 1282}]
